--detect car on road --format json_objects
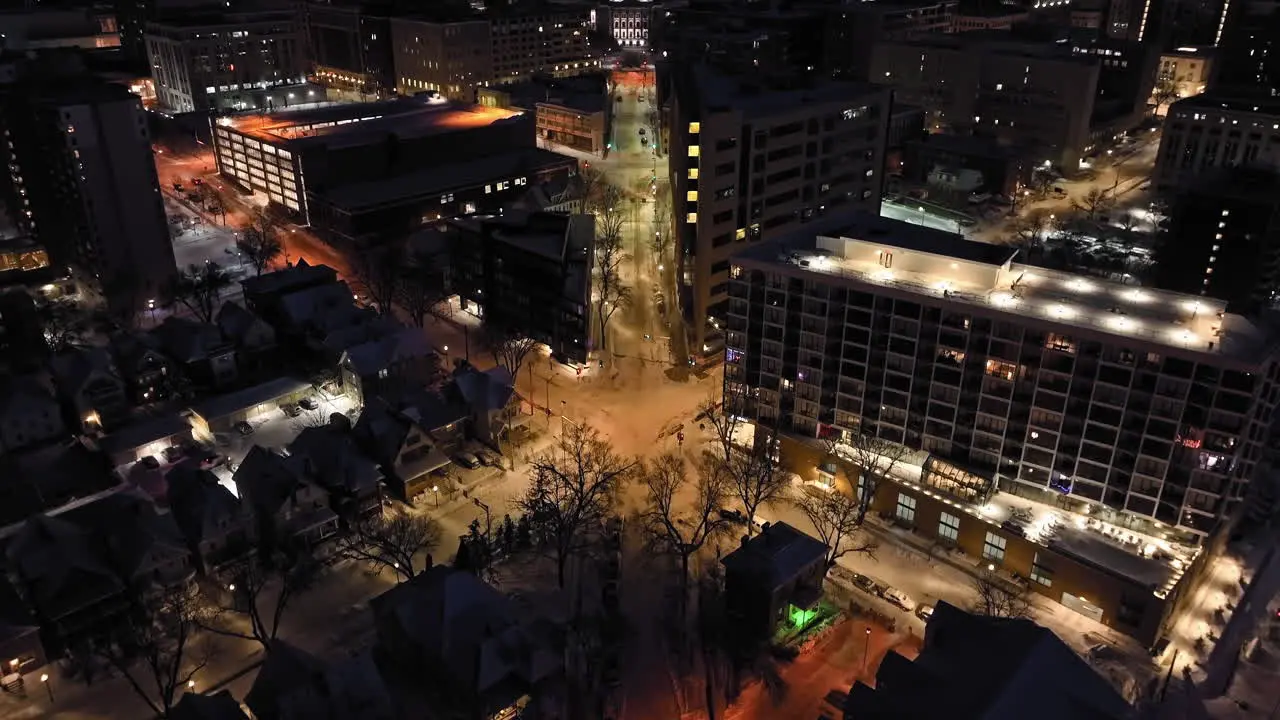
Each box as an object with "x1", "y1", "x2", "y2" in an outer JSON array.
[
  {"x1": 299, "y1": 397, "x2": 318, "y2": 411},
  {"x1": 881, "y1": 587, "x2": 916, "y2": 611},
  {"x1": 850, "y1": 573, "x2": 877, "y2": 593},
  {"x1": 234, "y1": 421, "x2": 255, "y2": 436},
  {"x1": 916, "y1": 604, "x2": 934, "y2": 621},
  {"x1": 282, "y1": 403, "x2": 302, "y2": 418},
  {"x1": 453, "y1": 452, "x2": 480, "y2": 469}
]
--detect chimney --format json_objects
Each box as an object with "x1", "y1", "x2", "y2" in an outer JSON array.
[
  {"x1": 740, "y1": 534, "x2": 750, "y2": 548},
  {"x1": 761, "y1": 521, "x2": 771, "y2": 534}
]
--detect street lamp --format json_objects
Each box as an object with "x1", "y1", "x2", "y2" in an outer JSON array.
[
  {"x1": 40, "y1": 673, "x2": 53, "y2": 703},
  {"x1": 862, "y1": 627, "x2": 873, "y2": 674},
  {"x1": 187, "y1": 679, "x2": 196, "y2": 693},
  {"x1": 431, "y1": 484, "x2": 440, "y2": 508}
]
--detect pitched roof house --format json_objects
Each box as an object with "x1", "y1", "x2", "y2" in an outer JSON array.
[{"x1": 233, "y1": 446, "x2": 339, "y2": 554}]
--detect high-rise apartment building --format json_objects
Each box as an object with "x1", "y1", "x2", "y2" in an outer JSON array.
[
  {"x1": 1156, "y1": 167, "x2": 1280, "y2": 314},
  {"x1": 725, "y1": 213, "x2": 1280, "y2": 536},
  {"x1": 0, "y1": 71, "x2": 176, "y2": 311},
  {"x1": 145, "y1": 9, "x2": 309, "y2": 113},
  {"x1": 667, "y1": 66, "x2": 890, "y2": 354},
  {"x1": 1208, "y1": 0, "x2": 1280, "y2": 99},
  {"x1": 390, "y1": 6, "x2": 597, "y2": 102},
  {"x1": 305, "y1": 1, "x2": 395, "y2": 99}
]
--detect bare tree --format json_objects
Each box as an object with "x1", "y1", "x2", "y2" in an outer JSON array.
[
  {"x1": 165, "y1": 262, "x2": 233, "y2": 323},
  {"x1": 727, "y1": 433, "x2": 788, "y2": 538},
  {"x1": 971, "y1": 571, "x2": 1034, "y2": 619},
  {"x1": 198, "y1": 554, "x2": 321, "y2": 653},
  {"x1": 594, "y1": 212, "x2": 631, "y2": 352},
  {"x1": 335, "y1": 511, "x2": 442, "y2": 582},
  {"x1": 236, "y1": 213, "x2": 283, "y2": 276},
  {"x1": 698, "y1": 394, "x2": 742, "y2": 465},
  {"x1": 1151, "y1": 76, "x2": 1180, "y2": 110},
  {"x1": 823, "y1": 432, "x2": 911, "y2": 525},
  {"x1": 793, "y1": 489, "x2": 877, "y2": 569},
  {"x1": 38, "y1": 300, "x2": 91, "y2": 352},
  {"x1": 95, "y1": 584, "x2": 211, "y2": 718},
  {"x1": 517, "y1": 424, "x2": 637, "y2": 588},
  {"x1": 638, "y1": 451, "x2": 733, "y2": 603},
  {"x1": 1072, "y1": 188, "x2": 1113, "y2": 220},
  {"x1": 1007, "y1": 212, "x2": 1053, "y2": 255},
  {"x1": 487, "y1": 327, "x2": 541, "y2": 378},
  {"x1": 396, "y1": 249, "x2": 451, "y2": 328},
  {"x1": 351, "y1": 245, "x2": 401, "y2": 316},
  {"x1": 574, "y1": 165, "x2": 608, "y2": 214}
]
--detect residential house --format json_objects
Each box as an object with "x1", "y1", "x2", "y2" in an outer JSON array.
[
  {"x1": 216, "y1": 301, "x2": 278, "y2": 377},
  {"x1": 370, "y1": 566, "x2": 563, "y2": 718},
  {"x1": 446, "y1": 365, "x2": 519, "y2": 448},
  {"x1": 352, "y1": 397, "x2": 455, "y2": 503},
  {"x1": 170, "y1": 690, "x2": 249, "y2": 720},
  {"x1": 233, "y1": 446, "x2": 339, "y2": 555},
  {"x1": 241, "y1": 261, "x2": 342, "y2": 328},
  {"x1": 49, "y1": 346, "x2": 130, "y2": 432},
  {"x1": 721, "y1": 521, "x2": 830, "y2": 644},
  {"x1": 0, "y1": 439, "x2": 118, "y2": 532},
  {"x1": 166, "y1": 461, "x2": 254, "y2": 573},
  {"x1": 286, "y1": 422, "x2": 384, "y2": 521},
  {"x1": 0, "y1": 579, "x2": 48, "y2": 681},
  {"x1": 339, "y1": 326, "x2": 438, "y2": 406},
  {"x1": 278, "y1": 281, "x2": 369, "y2": 344},
  {"x1": 244, "y1": 641, "x2": 394, "y2": 720},
  {"x1": 845, "y1": 601, "x2": 1133, "y2": 719},
  {"x1": 109, "y1": 332, "x2": 179, "y2": 404},
  {"x1": 0, "y1": 374, "x2": 66, "y2": 453},
  {"x1": 152, "y1": 316, "x2": 239, "y2": 390},
  {"x1": 4, "y1": 489, "x2": 192, "y2": 655}
]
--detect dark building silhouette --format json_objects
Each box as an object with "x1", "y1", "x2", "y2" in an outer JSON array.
[
  {"x1": 1156, "y1": 167, "x2": 1280, "y2": 315},
  {"x1": 1208, "y1": 0, "x2": 1280, "y2": 99}
]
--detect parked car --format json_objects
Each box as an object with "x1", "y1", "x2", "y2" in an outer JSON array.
[
  {"x1": 718, "y1": 507, "x2": 747, "y2": 524},
  {"x1": 453, "y1": 452, "x2": 480, "y2": 469},
  {"x1": 234, "y1": 421, "x2": 255, "y2": 436},
  {"x1": 298, "y1": 397, "x2": 318, "y2": 411},
  {"x1": 881, "y1": 587, "x2": 916, "y2": 611},
  {"x1": 282, "y1": 404, "x2": 302, "y2": 418},
  {"x1": 851, "y1": 573, "x2": 877, "y2": 593},
  {"x1": 475, "y1": 450, "x2": 500, "y2": 467},
  {"x1": 916, "y1": 604, "x2": 934, "y2": 621},
  {"x1": 162, "y1": 445, "x2": 186, "y2": 463}
]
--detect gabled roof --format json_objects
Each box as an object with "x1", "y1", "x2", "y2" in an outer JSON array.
[
  {"x1": 279, "y1": 282, "x2": 361, "y2": 331},
  {"x1": 342, "y1": 327, "x2": 433, "y2": 377},
  {"x1": 321, "y1": 315, "x2": 400, "y2": 356},
  {"x1": 152, "y1": 316, "x2": 230, "y2": 363},
  {"x1": 848, "y1": 601, "x2": 1134, "y2": 719},
  {"x1": 234, "y1": 445, "x2": 304, "y2": 518},
  {"x1": 721, "y1": 521, "x2": 828, "y2": 587},
  {"x1": 286, "y1": 425, "x2": 382, "y2": 495},
  {"x1": 171, "y1": 690, "x2": 250, "y2": 720},
  {"x1": 393, "y1": 387, "x2": 468, "y2": 432},
  {"x1": 167, "y1": 461, "x2": 244, "y2": 546},
  {"x1": 217, "y1": 301, "x2": 273, "y2": 345},
  {"x1": 245, "y1": 640, "x2": 326, "y2": 720},
  {"x1": 240, "y1": 259, "x2": 336, "y2": 299},
  {"x1": 5, "y1": 512, "x2": 123, "y2": 618},
  {"x1": 50, "y1": 345, "x2": 120, "y2": 392},
  {"x1": 449, "y1": 366, "x2": 515, "y2": 413},
  {"x1": 351, "y1": 397, "x2": 413, "y2": 464},
  {"x1": 63, "y1": 489, "x2": 189, "y2": 580}
]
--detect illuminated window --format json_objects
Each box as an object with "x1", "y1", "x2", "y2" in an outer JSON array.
[
  {"x1": 688, "y1": 145, "x2": 700, "y2": 157},
  {"x1": 735, "y1": 228, "x2": 746, "y2": 241},
  {"x1": 686, "y1": 212, "x2": 697, "y2": 223},
  {"x1": 688, "y1": 121, "x2": 700, "y2": 133},
  {"x1": 688, "y1": 168, "x2": 698, "y2": 180},
  {"x1": 982, "y1": 532, "x2": 1007, "y2": 563},
  {"x1": 687, "y1": 191, "x2": 698, "y2": 201}
]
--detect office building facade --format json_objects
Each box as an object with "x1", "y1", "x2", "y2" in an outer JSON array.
[
  {"x1": 725, "y1": 214, "x2": 1280, "y2": 536},
  {"x1": 0, "y1": 78, "x2": 176, "y2": 312},
  {"x1": 391, "y1": 7, "x2": 597, "y2": 102},
  {"x1": 305, "y1": 2, "x2": 395, "y2": 99},
  {"x1": 595, "y1": 1, "x2": 655, "y2": 50},
  {"x1": 1209, "y1": 0, "x2": 1280, "y2": 99},
  {"x1": 1153, "y1": 95, "x2": 1280, "y2": 189},
  {"x1": 668, "y1": 67, "x2": 890, "y2": 354},
  {"x1": 145, "y1": 9, "x2": 309, "y2": 113}
]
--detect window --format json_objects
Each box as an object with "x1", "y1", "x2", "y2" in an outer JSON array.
[
  {"x1": 686, "y1": 212, "x2": 697, "y2": 223},
  {"x1": 688, "y1": 145, "x2": 700, "y2": 157},
  {"x1": 982, "y1": 531, "x2": 1007, "y2": 563},
  {"x1": 895, "y1": 493, "x2": 917, "y2": 523},
  {"x1": 688, "y1": 121, "x2": 700, "y2": 133},
  {"x1": 1031, "y1": 553, "x2": 1053, "y2": 587},
  {"x1": 938, "y1": 512, "x2": 960, "y2": 542},
  {"x1": 687, "y1": 190, "x2": 698, "y2": 201},
  {"x1": 688, "y1": 168, "x2": 699, "y2": 180}
]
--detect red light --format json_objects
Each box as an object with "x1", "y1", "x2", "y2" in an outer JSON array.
[{"x1": 229, "y1": 63, "x2": 235, "y2": 72}]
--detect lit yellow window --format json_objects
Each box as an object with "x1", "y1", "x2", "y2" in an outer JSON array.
[
  {"x1": 689, "y1": 168, "x2": 699, "y2": 180},
  {"x1": 735, "y1": 228, "x2": 746, "y2": 241},
  {"x1": 687, "y1": 212, "x2": 698, "y2": 223},
  {"x1": 688, "y1": 145, "x2": 700, "y2": 157},
  {"x1": 687, "y1": 191, "x2": 698, "y2": 201},
  {"x1": 689, "y1": 121, "x2": 700, "y2": 133}
]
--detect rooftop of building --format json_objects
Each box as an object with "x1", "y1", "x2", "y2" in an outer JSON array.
[
  {"x1": 734, "y1": 212, "x2": 1277, "y2": 366},
  {"x1": 878, "y1": 29, "x2": 1100, "y2": 62},
  {"x1": 487, "y1": 73, "x2": 608, "y2": 114},
  {"x1": 319, "y1": 146, "x2": 573, "y2": 212},
  {"x1": 684, "y1": 64, "x2": 885, "y2": 118},
  {"x1": 145, "y1": 8, "x2": 298, "y2": 30},
  {"x1": 722, "y1": 520, "x2": 829, "y2": 586},
  {"x1": 1168, "y1": 92, "x2": 1280, "y2": 117},
  {"x1": 215, "y1": 95, "x2": 523, "y2": 149},
  {"x1": 452, "y1": 211, "x2": 591, "y2": 262}
]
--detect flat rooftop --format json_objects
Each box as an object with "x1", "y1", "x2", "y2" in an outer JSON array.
[
  {"x1": 216, "y1": 96, "x2": 522, "y2": 148},
  {"x1": 1170, "y1": 93, "x2": 1280, "y2": 117},
  {"x1": 737, "y1": 214, "x2": 1276, "y2": 365},
  {"x1": 492, "y1": 75, "x2": 608, "y2": 114},
  {"x1": 687, "y1": 64, "x2": 885, "y2": 119}
]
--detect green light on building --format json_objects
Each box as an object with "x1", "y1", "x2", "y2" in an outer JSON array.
[{"x1": 789, "y1": 604, "x2": 818, "y2": 628}]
